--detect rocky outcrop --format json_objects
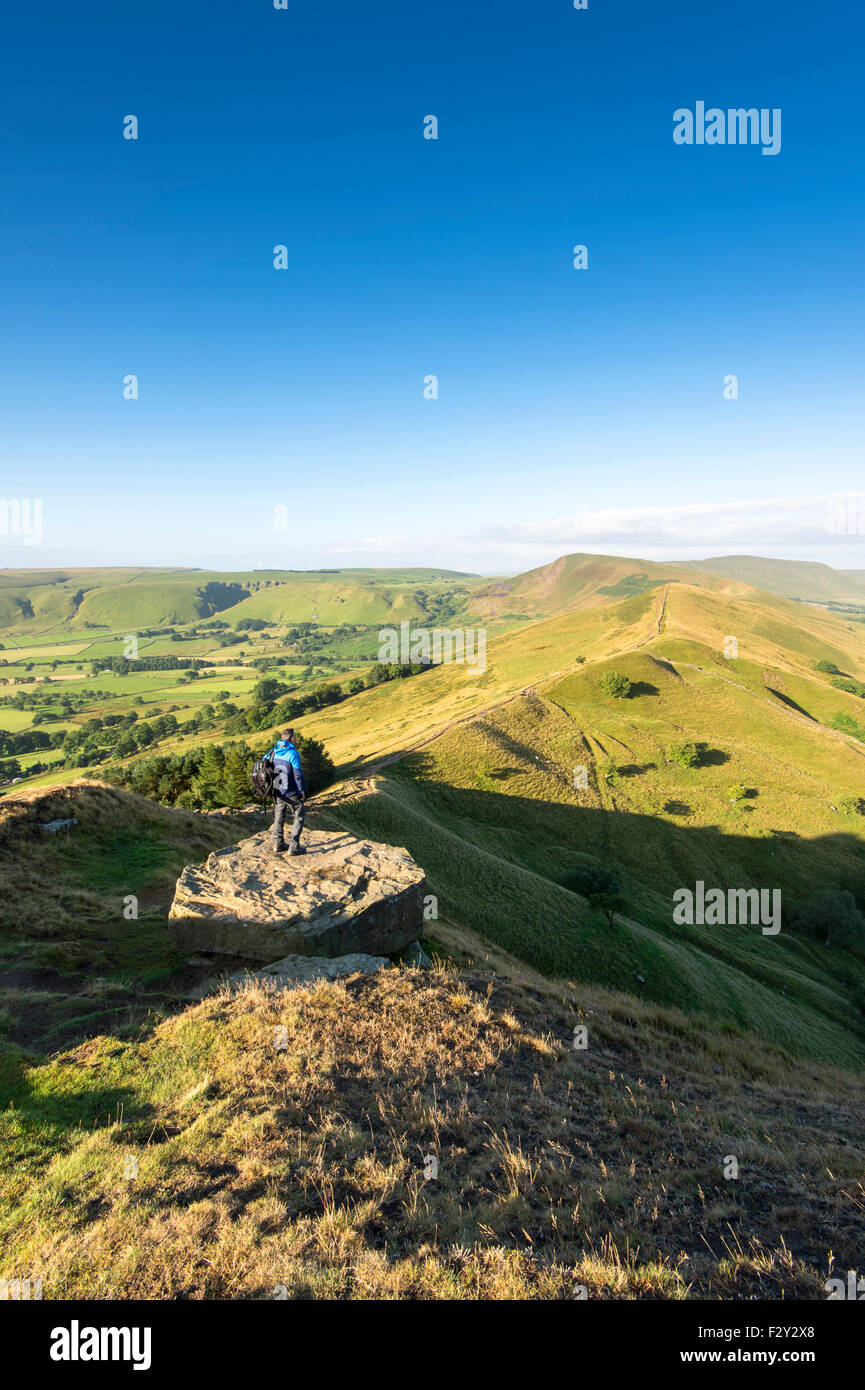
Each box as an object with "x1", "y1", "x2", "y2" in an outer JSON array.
[
  {"x1": 228, "y1": 952, "x2": 389, "y2": 990},
  {"x1": 168, "y1": 828, "x2": 426, "y2": 961}
]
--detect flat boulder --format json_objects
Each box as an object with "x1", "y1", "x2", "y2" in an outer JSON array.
[
  {"x1": 228, "y1": 952, "x2": 389, "y2": 990},
  {"x1": 169, "y1": 828, "x2": 426, "y2": 961}
]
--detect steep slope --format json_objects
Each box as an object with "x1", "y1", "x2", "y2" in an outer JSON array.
[
  {"x1": 320, "y1": 684, "x2": 865, "y2": 1065},
  {"x1": 304, "y1": 580, "x2": 865, "y2": 1064},
  {"x1": 298, "y1": 574, "x2": 865, "y2": 768}
]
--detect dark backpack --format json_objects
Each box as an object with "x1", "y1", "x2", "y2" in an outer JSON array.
[{"x1": 250, "y1": 757, "x2": 276, "y2": 800}]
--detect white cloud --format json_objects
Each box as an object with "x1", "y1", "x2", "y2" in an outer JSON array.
[{"x1": 322, "y1": 494, "x2": 865, "y2": 573}]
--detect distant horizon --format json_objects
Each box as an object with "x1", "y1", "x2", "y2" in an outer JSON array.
[
  {"x1": 2, "y1": 547, "x2": 865, "y2": 581},
  {"x1": 3, "y1": 489, "x2": 864, "y2": 574}
]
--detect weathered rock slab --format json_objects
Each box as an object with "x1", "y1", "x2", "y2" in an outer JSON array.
[
  {"x1": 168, "y1": 828, "x2": 426, "y2": 961},
  {"x1": 229, "y1": 952, "x2": 389, "y2": 990}
]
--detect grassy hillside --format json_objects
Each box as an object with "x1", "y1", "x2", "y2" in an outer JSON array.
[
  {"x1": 0, "y1": 566, "x2": 481, "y2": 638},
  {"x1": 680, "y1": 555, "x2": 865, "y2": 606},
  {"x1": 296, "y1": 574, "x2": 865, "y2": 764},
  {"x1": 0, "y1": 783, "x2": 254, "y2": 1051},
  {"x1": 320, "y1": 691, "x2": 865, "y2": 1066},
  {"x1": 4, "y1": 540, "x2": 865, "y2": 1299},
  {"x1": 299, "y1": 580, "x2": 865, "y2": 1065},
  {"x1": 297, "y1": 585, "x2": 669, "y2": 767},
  {"x1": 2, "y1": 963, "x2": 863, "y2": 1299},
  {"x1": 6, "y1": 568, "x2": 865, "y2": 1069},
  {"x1": 468, "y1": 553, "x2": 682, "y2": 620}
]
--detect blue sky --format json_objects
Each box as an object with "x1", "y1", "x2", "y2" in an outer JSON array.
[{"x1": 1, "y1": 0, "x2": 863, "y2": 572}]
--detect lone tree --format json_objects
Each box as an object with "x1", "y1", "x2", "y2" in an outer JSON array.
[
  {"x1": 562, "y1": 864, "x2": 627, "y2": 929},
  {"x1": 599, "y1": 671, "x2": 631, "y2": 699},
  {"x1": 598, "y1": 758, "x2": 619, "y2": 786},
  {"x1": 590, "y1": 887, "x2": 628, "y2": 930},
  {"x1": 668, "y1": 741, "x2": 700, "y2": 768},
  {"x1": 789, "y1": 886, "x2": 865, "y2": 948}
]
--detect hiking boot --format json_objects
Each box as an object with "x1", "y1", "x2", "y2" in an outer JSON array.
[
  {"x1": 273, "y1": 842, "x2": 288, "y2": 854},
  {"x1": 288, "y1": 845, "x2": 306, "y2": 856}
]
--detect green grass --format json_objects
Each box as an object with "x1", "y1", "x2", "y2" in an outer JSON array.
[
  {"x1": 0, "y1": 783, "x2": 249, "y2": 1049},
  {"x1": 1, "y1": 966, "x2": 863, "y2": 1300},
  {"x1": 319, "y1": 654, "x2": 865, "y2": 1065}
]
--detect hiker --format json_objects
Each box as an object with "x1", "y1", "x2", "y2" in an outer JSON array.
[{"x1": 265, "y1": 728, "x2": 307, "y2": 856}]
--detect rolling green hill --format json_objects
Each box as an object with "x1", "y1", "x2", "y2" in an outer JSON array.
[
  {"x1": 5, "y1": 556, "x2": 865, "y2": 1067},
  {"x1": 0, "y1": 566, "x2": 480, "y2": 637},
  {"x1": 679, "y1": 555, "x2": 865, "y2": 606},
  {"x1": 3, "y1": 553, "x2": 865, "y2": 1300},
  {"x1": 297, "y1": 575, "x2": 865, "y2": 1065},
  {"x1": 465, "y1": 552, "x2": 748, "y2": 623}
]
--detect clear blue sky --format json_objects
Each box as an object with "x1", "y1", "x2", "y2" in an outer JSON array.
[{"x1": 1, "y1": 0, "x2": 863, "y2": 572}]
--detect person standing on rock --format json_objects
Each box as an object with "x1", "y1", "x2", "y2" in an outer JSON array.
[{"x1": 266, "y1": 729, "x2": 307, "y2": 856}]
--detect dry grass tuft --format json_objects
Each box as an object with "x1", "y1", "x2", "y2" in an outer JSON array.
[{"x1": 2, "y1": 965, "x2": 862, "y2": 1300}]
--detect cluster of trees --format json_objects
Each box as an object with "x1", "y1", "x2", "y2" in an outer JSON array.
[
  {"x1": 219, "y1": 662, "x2": 431, "y2": 739},
  {"x1": 815, "y1": 660, "x2": 865, "y2": 699},
  {"x1": 286, "y1": 623, "x2": 357, "y2": 658},
  {"x1": 195, "y1": 581, "x2": 250, "y2": 615},
  {"x1": 0, "y1": 727, "x2": 65, "y2": 757},
  {"x1": 414, "y1": 588, "x2": 469, "y2": 625},
  {"x1": 91, "y1": 654, "x2": 212, "y2": 675},
  {"x1": 57, "y1": 702, "x2": 241, "y2": 768},
  {"x1": 831, "y1": 676, "x2": 865, "y2": 699},
  {"x1": 0, "y1": 728, "x2": 68, "y2": 782},
  {"x1": 100, "y1": 732, "x2": 335, "y2": 810},
  {"x1": 1, "y1": 688, "x2": 99, "y2": 712},
  {"x1": 667, "y1": 741, "x2": 701, "y2": 769}
]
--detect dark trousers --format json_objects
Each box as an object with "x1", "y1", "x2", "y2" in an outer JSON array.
[{"x1": 273, "y1": 795, "x2": 305, "y2": 848}]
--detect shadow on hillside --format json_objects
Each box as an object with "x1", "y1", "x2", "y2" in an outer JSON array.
[
  {"x1": 694, "y1": 743, "x2": 730, "y2": 767},
  {"x1": 326, "y1": 759, "x2": 865, "y2": 1062},
  {"x1": 767, "y1": 688, "x2": 817, "y2": 720},
  {"x1": 382, "y1": 750, "x2": 865, "y2": 921},
  {"x1": 0, "y1": 1051, "x2": 151, "y2": 1147}
]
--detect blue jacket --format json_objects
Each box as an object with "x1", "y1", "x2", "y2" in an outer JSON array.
[{"x1": 266, "y1": 739, "x2": 307, "y2": 801}]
